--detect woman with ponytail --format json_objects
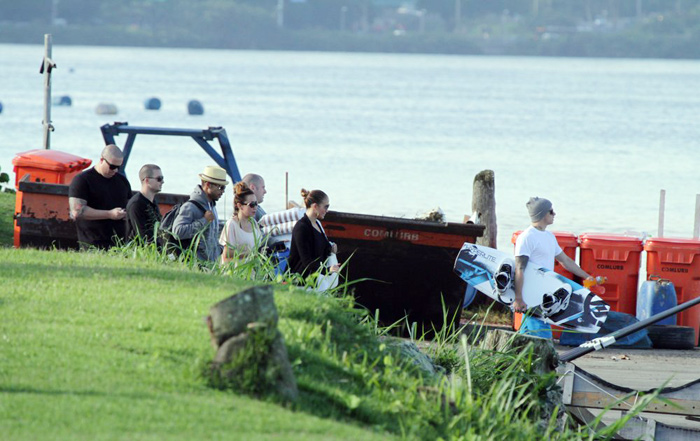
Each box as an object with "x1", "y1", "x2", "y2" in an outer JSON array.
[
  {"x1": 287, "y1": 188, "x2": 340, "y2": 278},
  {"x1": 219, "y1": 181, "x2": 262, "y2": 264}
]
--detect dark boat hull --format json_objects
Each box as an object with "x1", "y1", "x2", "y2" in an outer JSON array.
[{"x1": 323, "y1": 211, "x2": 484, "y2": 335}]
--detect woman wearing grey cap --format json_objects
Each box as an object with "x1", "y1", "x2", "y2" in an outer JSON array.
[{"x1": 512, "y1": 197, "x2": 593, "y2": 338}]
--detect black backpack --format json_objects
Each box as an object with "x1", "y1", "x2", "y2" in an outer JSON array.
[{"x1": 159, "y1": 199, "x2": 206, "y2": 255}]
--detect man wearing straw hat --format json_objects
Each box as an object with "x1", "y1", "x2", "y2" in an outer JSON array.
[{"x1": 172, "y1": 165, "x2": 228, "y2": 263}]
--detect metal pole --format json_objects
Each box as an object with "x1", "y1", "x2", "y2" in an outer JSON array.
[
  {"x1": 285, "y1": 172, "x2": 289, "y2": 209},
  {"x1": 42, "y1": 34, "x2": 55, "y2": 150},
  {"x1": 658, "y1": 189, "x2": 665, "y2": 238},
  {"x1": 694, "y1": 194, "x2": 700, "y2": 239},
  {"x1": 560, "y1": 295, "x2": 700, "y2": 363}
]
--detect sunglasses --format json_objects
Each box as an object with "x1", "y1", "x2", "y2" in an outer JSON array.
[
  {"x1": 148, "y1": 176, "x2": 164, "y2": 182},
  {"x1": 242, "y1": 201, "x2": 259, "y2": 208},
  {"x1": 210, "y1": 184, "x2": 226, "y2": 191},
  {"x1": 549, "y1": 209, "x2": 556, "y2": 215},
  {"x1": 102, "y1": 157, "x2": 121, "y2": 171}
]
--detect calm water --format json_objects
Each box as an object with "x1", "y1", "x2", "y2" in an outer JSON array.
[{"x1": 1, "y1": 44, "x2": 699, "y2": 252}]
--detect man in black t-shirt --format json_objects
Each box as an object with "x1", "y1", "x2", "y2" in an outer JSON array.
[
  {"x1": 68, "y1": 144, "x2": 132, "y2": 250},
  {"x1": 126, "y1": 164, "x2": 164, "y2": 243}
]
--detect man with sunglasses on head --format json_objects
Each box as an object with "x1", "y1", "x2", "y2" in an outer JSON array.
[
  {"x1": 512, "y1": 197, "x2": 593, "y2": 338},
  {"x1": 126, "y1": 164, "x2": 164, "y2": 244},
  {"x1": 68, "y1": 144, "x2": 132, "y2": 250},
  {"x1": 171, "y1": 165, "x2": 227, "y2": 263}
]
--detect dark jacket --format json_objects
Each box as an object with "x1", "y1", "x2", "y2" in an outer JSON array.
[{"x1": 287, "y1": 214, "x2": 332, "y2": 277}]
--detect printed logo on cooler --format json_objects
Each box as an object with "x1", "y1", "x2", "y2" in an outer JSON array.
[
  {"x1": 662, "y1": 267, "x2": 689, "y2": 273},
  {"x1": 596, "y1": 264, "x2": 624, "y2": 270}
]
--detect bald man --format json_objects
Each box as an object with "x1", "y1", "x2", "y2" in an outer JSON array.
[
  {"x1": 241, "y1": 173, "x2": 267, "y2": 221},
  {"x1": 68, "y1": 144, "x2": 132, "y2": 250}
]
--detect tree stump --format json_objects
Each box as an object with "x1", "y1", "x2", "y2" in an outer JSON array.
[
  {"x1": 480, "y1": 329, "x2": 558, "y2": 375},
  {"x1": 208, "y1": 285, "x2": 279, "y2": 347},
  {"x1": 206, "y1": 285, "x2": 298, "y2": 402},
  {"x1": 472, "y1": 170, "x2": 497, "y2": 249}
]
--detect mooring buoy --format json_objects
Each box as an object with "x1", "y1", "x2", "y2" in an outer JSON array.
[
  {"x1": 96, "y1": 103, "x2": 118, "y2": 115},
  {"x1": 145, "y1": 97, "x2": 161, "y2": 110},
  {"x1": 53, "y1": 95, "x2": 72, "y2": 106},
  {"x1": 187, "y1": 100, "x2": 204, "y2": 115}
]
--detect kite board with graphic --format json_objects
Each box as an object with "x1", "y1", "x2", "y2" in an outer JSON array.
[{"x1": 453, "y1": 243, "x2": 610, "y2": 333}]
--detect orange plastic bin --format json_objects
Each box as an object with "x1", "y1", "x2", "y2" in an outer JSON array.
[
  {"x1": 511, "y1": 230, "x2": 579, "y2": 338},
  {"x1": 12, "y1": 149, "x2": 91, "y2": 248},
  {"x1": 579, "y1": 233, "x2": 643, "y2": 316},
  {"x1": 644, "y1": 237, "x2": 700, "y2": 345},
  {"x1": 12, "y1": 149, "x2": 92, "y2": 186}
]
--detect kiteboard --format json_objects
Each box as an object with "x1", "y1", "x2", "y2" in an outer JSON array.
[{"x1": 453, "y1": 243, "x2": 610, "y2": 333}]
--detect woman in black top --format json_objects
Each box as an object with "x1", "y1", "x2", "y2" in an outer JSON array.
[{"x1": 287, "y1": 188, "x2": 340, "y2": 278}]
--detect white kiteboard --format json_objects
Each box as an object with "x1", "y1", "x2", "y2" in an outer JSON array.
[{"x1": 453, "y1": 243, "x2": 609, "y2": 333}]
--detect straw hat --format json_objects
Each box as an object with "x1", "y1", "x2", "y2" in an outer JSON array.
[{"x1": 199, "y1": 166, "x2": 229, "y2": 186}]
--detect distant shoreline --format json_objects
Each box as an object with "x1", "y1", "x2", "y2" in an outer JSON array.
[{"x1": 2, "y1": 25, "x2": 698, "y2": 60}]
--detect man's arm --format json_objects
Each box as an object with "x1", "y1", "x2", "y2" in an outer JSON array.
[
  {"x1": 555, "y1": 252, "x2": 591, "y2": 280},
  {"x1": 69, "y1": 197, "x2": 125, "y2": 221},
  {"x1": 512, "y1": 255, "x2": 529, "y2": 313},
  {"x1": 172, "y1": 203, "x2": 210, "y2": 239}
]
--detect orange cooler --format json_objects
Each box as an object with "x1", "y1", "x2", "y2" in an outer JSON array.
[
  {"x1": 12, "y1": 149, "x2": 92, "y2": 248},
  {"x1": 578, "y1": 233, "x2": 643, "y2": 316},
  {"x1": 12, "y1": 149, "x2": 92, "y2": 186},
  {"x1": 644, "y1": 237, "x2": 700, "y2": 345},
  {"x1": 511, "y1": 230, "x2": 579, "y2": 338}
]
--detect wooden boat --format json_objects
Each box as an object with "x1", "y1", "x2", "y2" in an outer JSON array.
[{"x1": 12, "y1": 123, "x2": 484, "y2": 335}]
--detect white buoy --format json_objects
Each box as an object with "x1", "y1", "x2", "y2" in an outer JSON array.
[{"x1": 96, "y1": 103, "x2": 118, "y2": 115}]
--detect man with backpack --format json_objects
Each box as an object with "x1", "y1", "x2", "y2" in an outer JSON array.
[{"x1": 171, "y1": 166, "x2": 227, "y2": 263}]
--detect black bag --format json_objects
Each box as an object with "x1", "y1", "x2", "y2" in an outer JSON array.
[{"x1": 159, "y1": 199, "x2": 206, "y2": 255}]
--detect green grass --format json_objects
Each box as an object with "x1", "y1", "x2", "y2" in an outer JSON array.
[
  {"x1": 0, "y1": 191, "x2": 14, "y2": 247},
  {"x1": 0, "y1": 249, "x2": 393, "y2": 440},
  {"x1": 1, "y1": 245, "x2": 653, "y2": 440}
]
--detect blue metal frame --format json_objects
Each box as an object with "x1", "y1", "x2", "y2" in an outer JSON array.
[{"x1": 100, "y1": 122, "x2": 242, "y2": 183}]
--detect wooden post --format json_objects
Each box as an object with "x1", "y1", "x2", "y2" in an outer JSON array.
[
  {"x1": 472, "y1": 170, "x2": 497, "y2": 248},
  {"x1": 658, "y1": 189, "x2": 665, "y2": 238},
  {"x1": 694, "y1": 194, "x2": 700, "y2": 240}
]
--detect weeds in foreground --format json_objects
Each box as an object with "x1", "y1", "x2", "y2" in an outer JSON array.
[{"x1": 104, "y1": 238, "x2": 657, "y2": 440}]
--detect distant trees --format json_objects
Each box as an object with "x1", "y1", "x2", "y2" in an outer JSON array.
[{"x1": 0, "y1": 0, "x2": 698, "y2": 57}]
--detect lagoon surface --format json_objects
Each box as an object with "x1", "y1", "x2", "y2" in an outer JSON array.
[{"x1": 1, "y1": 44, "x2": 698, "y2": 251}]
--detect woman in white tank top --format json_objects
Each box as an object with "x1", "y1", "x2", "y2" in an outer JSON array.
[{"x1": 219, "y1": 181, "x2": 262, "y2": 264}]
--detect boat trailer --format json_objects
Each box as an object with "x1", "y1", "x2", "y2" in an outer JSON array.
[
  {"x1": 558, "y1": 362, "x2": 700, "y2": 440},
  {"x1": 557, "y1": 296, "x2": 700, "y2": 440}
]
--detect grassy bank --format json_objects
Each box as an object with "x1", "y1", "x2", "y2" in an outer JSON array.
[
  {"x1": 1, "y1": 244, "x2": 647, "y2": 439},
  {"x1": 0, "y1": 249, "x2": 394, "y2": 440},
  {"x1": 0, "y1": 191, "x2": 14, "y2": 247}
]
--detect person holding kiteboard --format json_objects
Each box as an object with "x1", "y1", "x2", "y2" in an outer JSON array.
[{"x1": 513, "y1": 197, "x2": 594, "y2": 338}]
